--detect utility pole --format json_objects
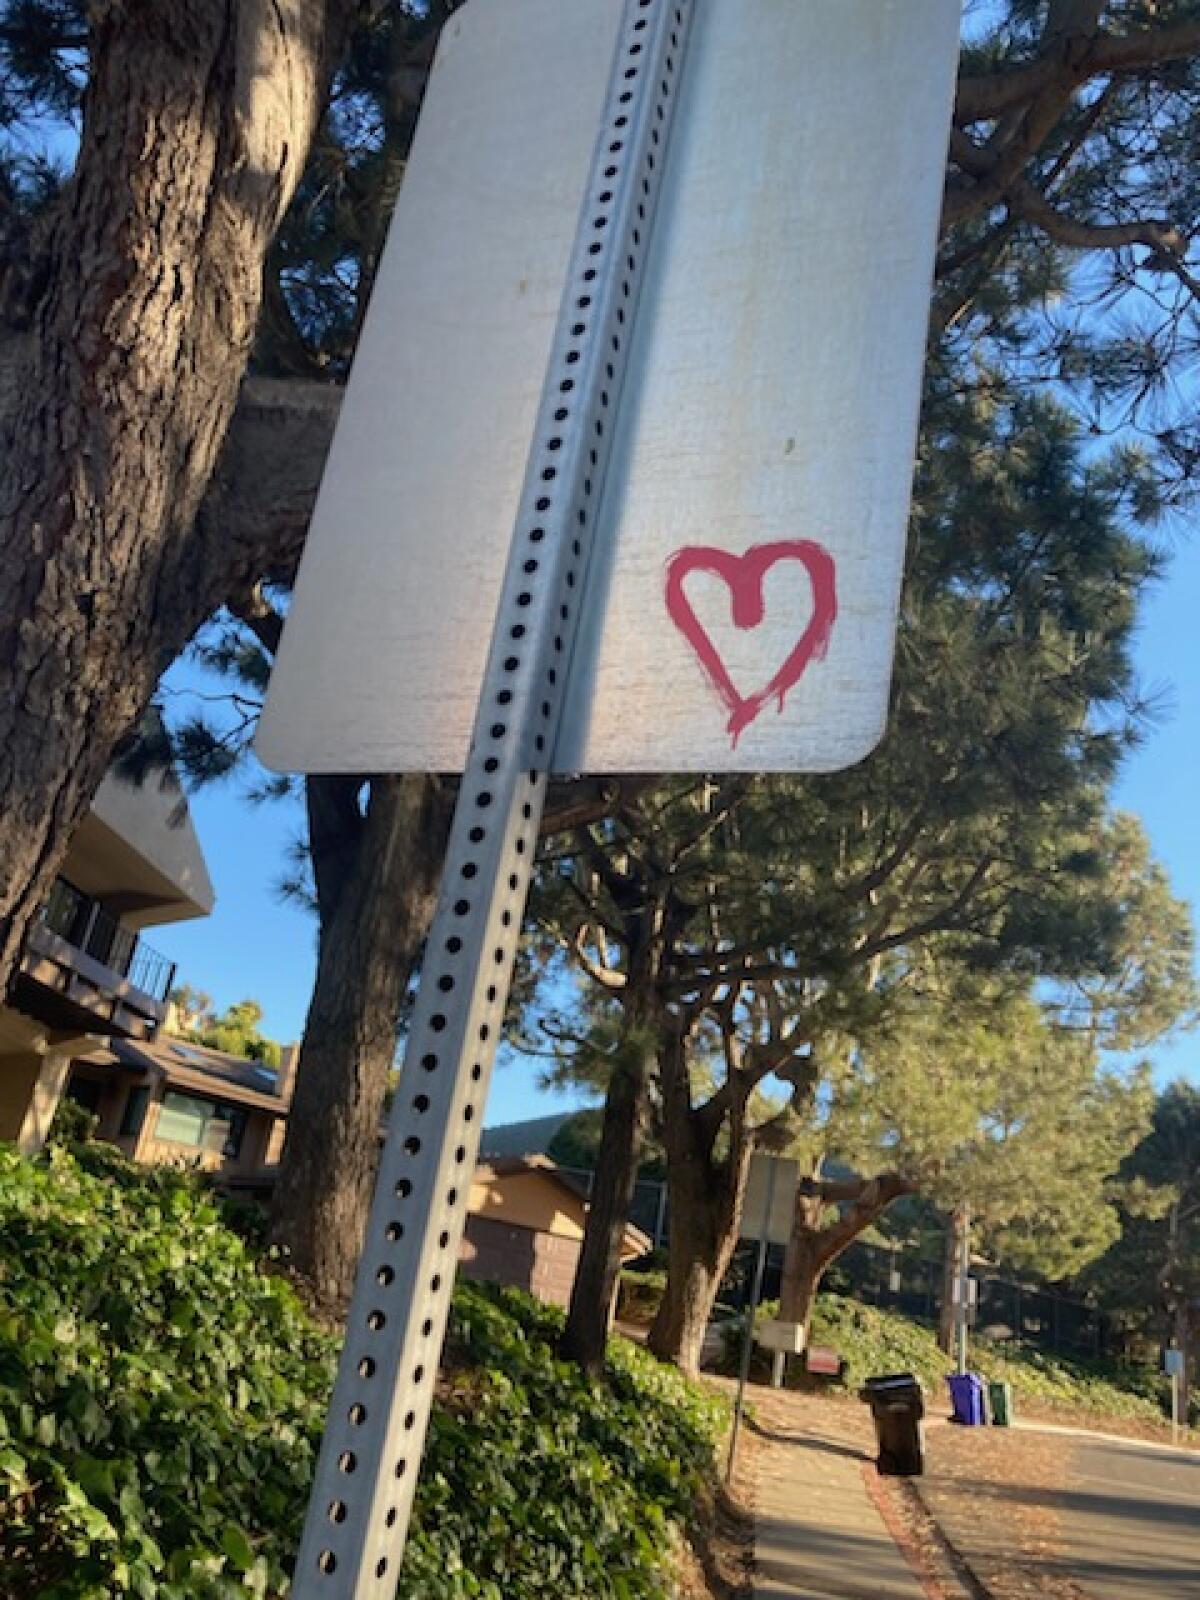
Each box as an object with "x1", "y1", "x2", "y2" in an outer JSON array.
[{"x1": 955, "y1": 1207, "x2": 972, "y2": 1375}]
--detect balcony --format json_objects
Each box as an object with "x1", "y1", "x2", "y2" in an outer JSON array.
[{"x1": 14, "y1": 879, "x2": 176, "y2": 1040}]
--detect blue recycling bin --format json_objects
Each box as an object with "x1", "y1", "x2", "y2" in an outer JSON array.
[{"x1": 947, "y1": 1371, "x2": 987, "y2": 1425}]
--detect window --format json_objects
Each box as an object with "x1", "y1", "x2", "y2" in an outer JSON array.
[
  {"x1": 155, "y1": 1093, "x2": 247, "y2": 1158},
  {"x1": 119, "y1": 1086, "x2": 151, "y2": 1140},
  {"x1": 67, "y1": 1077, "x2": 103, "y2": 1115}
]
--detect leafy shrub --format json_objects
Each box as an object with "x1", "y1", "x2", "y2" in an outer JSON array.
[
  {"x1": 47, "y1": 1097, "x2": 99, "y2": 1148},
  {"x1": 0, "y1": 1145, "x2": 722, "y2": 1598},
  {"x1": 0, "y1": 1143, "x2": 334, "y2": 1598},
  {"x1": 404, "y1": 1287, "x2": 725, "y2": 1598},
  {"x1": 616, "y1": 1267, "x2": 667, "y2": 1325}
]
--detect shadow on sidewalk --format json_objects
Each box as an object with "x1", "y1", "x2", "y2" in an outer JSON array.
[{"x1": 747, "y1": 1418, "x2": 869, "y2": 1464}]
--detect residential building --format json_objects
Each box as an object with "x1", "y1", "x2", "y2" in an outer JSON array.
[
  {"x1": 65, "y1": 1035, "x2": 298, "y2": 1189},
  {"x1": 0, "y1": 768, "x2": 214, "y2": 1152},
  {"x1": 460, "y1": 1156, "x2": 651, "y2": 1308},
  {"x1": 480, "y1": 1112, "x2": 671, "y2": 1248}
]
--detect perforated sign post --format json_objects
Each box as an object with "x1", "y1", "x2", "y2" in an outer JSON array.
[
  {"x1": 727, "y1": 1155, "x2": 798, "y2": 1481},
  {"x1": 264, "y1": 2, "x2": 960, "y2": 1594}
]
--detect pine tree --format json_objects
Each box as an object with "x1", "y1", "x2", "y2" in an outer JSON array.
[
  {"x1": 821, "y1": 978, "x2": 1156, "y2": 1352},
  {"x1": 1080, "y1": 1082, "x2": 1200, "y2": 1414},
  {"x1": 537, "y1": 353, "x2": 1197, "y2": 1371}
]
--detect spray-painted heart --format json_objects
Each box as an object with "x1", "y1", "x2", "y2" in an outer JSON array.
[{"x1": 664, "y1": 540, "x2": 838, "y2": 744}]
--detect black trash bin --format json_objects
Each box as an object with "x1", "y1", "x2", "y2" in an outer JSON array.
[{"x1": 860, "y1": 1372, "x2": 925, "y2": 1476}]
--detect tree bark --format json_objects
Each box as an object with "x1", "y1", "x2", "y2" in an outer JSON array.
[
  {"x1": 0, "y1": 0, "x2": 351, "y2": 993},
  {"x1": 778, "y1": 1219, "x2": 828, "y2": 1344},
  {"x1": 646, "y1": 1025, "x2": 753, "y2": 1377},
  {"x1": 938, "y1": 1203, "x2": 970, "y2": 1355},
  {"x1": 647, "y1": 1143, "x2": 752, "y2": 1378},
  {"x1": 559, "y1": 1004, "x2": 659, "y2": 1372},
  {"x1": 1174, "y1": 1298, "x2": 1192, "y2": 1426},
  {"x1": 778, "y1": 1170, "x2": 918, "y2": 1354},
  {"x1": 779, "y1": 1188, "x2": 833, "y2": 1343},
  {"x1": 269, "y1": 773, "x2": 450, "y2": 1309},
  {"x1": 560, "y1": 874, "x2": 676, "y2": 1375}
]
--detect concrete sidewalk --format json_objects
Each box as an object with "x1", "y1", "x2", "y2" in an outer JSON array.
[{"x1": 751, "y1": 1423, "x2": 930, "y2": 1599}]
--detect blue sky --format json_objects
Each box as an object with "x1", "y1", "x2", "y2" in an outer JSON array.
[
  {"x1": 1109, "y1": 532, "x2": 1200, "y2": 1086},
  {"x1": 150, "y1": 522, "x2": 1200, "y2": 1126},
  {"x1": 148, "y1": 745, "x2": 588, "y2": 1127}
]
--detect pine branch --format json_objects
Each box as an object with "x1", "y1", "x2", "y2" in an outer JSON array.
[
  {"x1": 955, "y1": 16, "x2": 1200, "y2": 126},
  {"x1": 573, "y1": 925, "x2": 628, "y2": 993},
  {"x1": 1006, "y1": 179, "x2": 1200, "y2": 297},
  {"x1": 810, "y1": 1173, "x2": 919, "y2": 1269}
]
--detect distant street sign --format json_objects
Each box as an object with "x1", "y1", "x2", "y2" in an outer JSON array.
[
  {"x1": 807, "y1": 1345, "x2": 842, "y2": 1377},
  {"x1": 258, "y1": 0, "x2": 960, "y2": 778},
  {"x1": 758, "y1": 1319, "x2": 807, "y2": 1355},
  {"x1": 741, "y1": 1152, "x2": 799, "y2": 1247},
  {"x1": 1165, "y1": 1348, "x2": 1185, "y2": 1377}
]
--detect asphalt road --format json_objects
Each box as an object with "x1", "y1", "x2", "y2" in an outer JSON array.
[{"x1": 1058, "y1": 1434, "x2": 1200, "y2": 1598}]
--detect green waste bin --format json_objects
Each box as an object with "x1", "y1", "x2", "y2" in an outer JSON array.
[{"x1": 988, "y1": 1380, "x2": 1013, "y2": 1427}]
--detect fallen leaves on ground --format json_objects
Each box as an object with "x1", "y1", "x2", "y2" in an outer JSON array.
[{"x1": 916, "y1": 1423, "x2": 1089, "y2": 1599}]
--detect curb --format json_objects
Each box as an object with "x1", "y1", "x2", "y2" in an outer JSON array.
[
  {"x1": 907, "y1": 1476, "x2": 997, "y2": 1600},
  {"x1": 1011, "y1": 1418, "x2": 1198, "y2": 1457},
  {"x1": 859, "y1": 1460, "x2": 952, "y2": 1600},
  {"x1": 861, "y1": 1460, "x2": 994, "y2": 1600}
]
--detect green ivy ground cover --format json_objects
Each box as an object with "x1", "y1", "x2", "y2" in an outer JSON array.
[{"x1": 0, "y1": 1144, "x2": 723, "y2": 1598}]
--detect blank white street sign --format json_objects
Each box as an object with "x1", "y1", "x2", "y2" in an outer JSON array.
[
  {"x1": 258, "y1": 0, "x2": 960, "y2": 778},
  {"x1": 741, "y1": 1153, "x2": 799, "y2": 1247}
]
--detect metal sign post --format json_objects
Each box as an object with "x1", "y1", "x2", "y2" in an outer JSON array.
[
  {"x1": 260, "y1": 1, "x2": 963, "y2": 1590},
  {"x1": 726, "y1": 1157, "x2": 781, "y2": 1484},
  {"x1": 741, "y1": 1151, "x2": 802, "y2": 1389},
  {"x1": 287, "y1": 4, "x2": 697, "y2": 1593},
  {"x1": 954, "y1": 1211, "x2": 972, "y2": 1376},
  {"x1": 1165, "y1": 1347, "x2": 1184, "y2": 1444}
]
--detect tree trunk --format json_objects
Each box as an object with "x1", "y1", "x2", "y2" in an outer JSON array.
[
  {"x1": 0, "y1": 0, "x2": 350, "y2": 992},
  {"x1": 559, "y1": 1023, "x2": 656, "y2": 1373},
  {"x1": 646, "y1": 1025, "x2": 753, "y2": 1377},
  {"x1": 779, "y1": 1192, "x2": 830, "y2": 1344},
  {"x1": 1175, "y1": 1296, "x2": 1192, "y2": 1425},
  {"x1": 561, "y1": 880, "x2": 679, "y2": 1374},
  {"x1": 777, "y1": 1170, "x2": 918, "y2": 1364},
  {"x1": 269, "y1": 773, "x2": 450, "y2": 1309},
  {"x1": 647, "y1": 1149, "x2": 751, "y2": 1377}
]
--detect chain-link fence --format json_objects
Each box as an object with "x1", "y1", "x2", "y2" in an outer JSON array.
[{"x1": 825, "y1": 1238, "x2": 1112, "y2": 1359}]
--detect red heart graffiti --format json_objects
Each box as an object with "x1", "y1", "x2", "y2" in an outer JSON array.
[{"x1": 664, "y1": 541, "x2": 838, "y2": 745}]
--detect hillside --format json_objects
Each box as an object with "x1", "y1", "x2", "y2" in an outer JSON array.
[
  {"x1": 807, "y1": 1294, "x2": 1178, "y2": 1432},
  {"x1": 0, "y1": 1143, "x2": 726, "y2": 1599}
]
